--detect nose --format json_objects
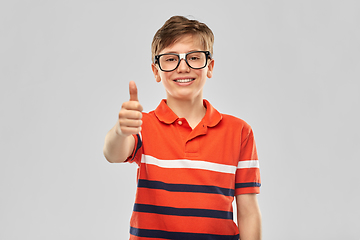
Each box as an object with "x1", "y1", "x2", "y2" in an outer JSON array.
[{"x1": 177, "y1": 57, "x2": 190, "y2": 73}]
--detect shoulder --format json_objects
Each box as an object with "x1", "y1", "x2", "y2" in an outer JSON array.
[
  {"x1": 141, "y1": 110, "x2": 153, "y2": 117},
  {"x1": 140, "y1": 110, "x2": 156, "y2": 123},
  {"x1": 218, "y1": 113, "x2": 255, "y2": 141},
  {"x1": 220, "y1": 113, "x2": 252, "y2": 129}
]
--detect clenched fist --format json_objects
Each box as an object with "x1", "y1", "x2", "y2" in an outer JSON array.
[{"x1": 116, "y1": 81, "x2": 143, "y2": 137}]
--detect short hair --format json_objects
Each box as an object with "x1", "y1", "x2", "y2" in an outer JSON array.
[{"x1": 151, "y1": 16, "x2": 214, "y2": 62}]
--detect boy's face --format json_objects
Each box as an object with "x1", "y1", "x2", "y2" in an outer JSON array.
[{"x1": 151, "y1": 35, "x2": 214, "y2": 102}]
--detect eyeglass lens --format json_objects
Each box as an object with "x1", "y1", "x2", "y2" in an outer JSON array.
[{"x1": 159, "y1": 52, "x2": 207, "y2": 71}]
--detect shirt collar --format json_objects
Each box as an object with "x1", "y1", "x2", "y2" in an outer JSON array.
[{"x1": 154, "y1": 99, "x2": 222, "y2": 127}]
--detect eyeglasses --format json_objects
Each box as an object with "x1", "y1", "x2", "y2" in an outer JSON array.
[{"x1": 154, "y1": 51, "x2": 212, "y2": 72}]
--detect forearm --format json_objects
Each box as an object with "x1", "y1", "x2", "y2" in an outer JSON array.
[
  {"x1": 237, "y1": 210, "x2": 262, "y2": 240},
  {"x1": 103, "y1": 81, "x2": 142, "y2": 163},
  {"x1": 103, "y1": 124, "x2": 135, "y2": 163},
  {"x1": 236, "y1": 194, "x2": 262, "y2": 240}
]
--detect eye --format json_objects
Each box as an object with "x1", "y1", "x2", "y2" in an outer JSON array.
[
  {"x1": 165, "y1": 57, "x2": 177, "y2": 62},
  {"x1": 187, "y1": 52, "x2": 203, "y2": 61},
  {"x1": 189, "y1": 56, "x2": 200, "y2": 61},
  {"x1": 161, "y1": 55, "x2": 178, "y2": 62}
]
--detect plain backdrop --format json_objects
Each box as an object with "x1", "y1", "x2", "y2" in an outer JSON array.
[{"x1": 1, "y1": 1, "x2": 359, "y2": 239}]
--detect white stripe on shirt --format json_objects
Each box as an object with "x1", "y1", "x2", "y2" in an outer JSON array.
[
  {"x1": 237, "y1": 160, "x2": 259, "y2": 169},
  {"x1": 141, "y1": 155, "x2": 237, "y2": 174}
]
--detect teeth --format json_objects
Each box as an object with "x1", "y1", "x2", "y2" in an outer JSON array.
[{"x1": 174, "y1": 79, "x2": 194, "y2": 83}]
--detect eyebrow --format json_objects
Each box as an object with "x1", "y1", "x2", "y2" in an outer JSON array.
[{"x1": 162, "y1": 49, "x2": 203, "y2": 54}]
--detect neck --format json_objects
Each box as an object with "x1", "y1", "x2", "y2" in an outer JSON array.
[{"x1": 166, "y1": 95, "x2": 206, "y2": 129}]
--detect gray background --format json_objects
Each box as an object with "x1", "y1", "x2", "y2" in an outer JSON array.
[{"x1": 1, "y1": 1, "x2": 359, "y2": 239}]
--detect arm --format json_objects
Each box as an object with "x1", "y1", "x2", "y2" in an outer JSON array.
[
  {"x1": 103, "y1": 124, "x2": 136, "y2": 163},
  {"x1": 103, "y1": 81, "x2": 143, "y2": 163},
  {"x1": 236, "y1": 193, "x2": 262, "y2": 240}
]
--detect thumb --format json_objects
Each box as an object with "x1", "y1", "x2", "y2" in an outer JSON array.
[{"x1": 129, "y1": 81, "x2": 138, "y2": 101}]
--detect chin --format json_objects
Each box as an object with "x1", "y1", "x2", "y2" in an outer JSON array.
[{"x1": 173, "y1": 93, "x2": 201, "y2": 101}]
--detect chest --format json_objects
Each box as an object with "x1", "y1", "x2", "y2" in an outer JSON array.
[{"x1": 141, "y1": 118, "x2": 242, "y2": 166}]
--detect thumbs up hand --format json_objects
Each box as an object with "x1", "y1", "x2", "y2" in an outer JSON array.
[{"x1": 116, "y1": 81, "x2": 143, "y2": 137}]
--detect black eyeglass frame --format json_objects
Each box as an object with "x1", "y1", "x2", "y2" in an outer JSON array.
[{"x1": 154, "y1": 50, "x2": 212, "y2": 72}]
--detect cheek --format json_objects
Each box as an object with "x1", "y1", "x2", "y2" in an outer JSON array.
[
  {"x1": 198, "y1": 70, "x2": 209, "y2": 80},
  {"x1": 158, "y1": 72, "x2": 172, "y2": 86},
  {"x1": 161, "y1": 72, "x2": 173, "y2": 81}
]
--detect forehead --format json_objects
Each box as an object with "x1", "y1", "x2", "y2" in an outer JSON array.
[{"x1": 160, "y1": 35, "x2": 203, "y2": 54}]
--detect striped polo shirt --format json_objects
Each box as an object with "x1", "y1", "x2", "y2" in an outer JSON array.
[{"x1": 126, "y1": 99, "x2": 261, "y2": 240}]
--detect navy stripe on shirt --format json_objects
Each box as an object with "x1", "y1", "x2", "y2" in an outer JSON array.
[
  {"x1": 127, "y1": 134, "x2": 142, "y2": 162},
  {"x1": 133, "y1": 203, "x2": 233, "y2": 220},
  {"x1": 133, "y1": 134, "x2": 142, "y2": 157},
  {"x1": 138, "y1": 179, "x2": 235, "y2": 196},
  {"x1": 235, "y1": 182, "x2": 261, "y2": 188},
  {"x1": 130, "y1": 227, "x2": 239, "y2": 240}
]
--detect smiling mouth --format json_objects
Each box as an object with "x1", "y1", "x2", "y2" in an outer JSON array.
[{"x1": 174, "y1": 78, "x2": 195, "y2": 83}]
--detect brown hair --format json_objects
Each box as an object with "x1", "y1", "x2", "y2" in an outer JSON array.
[{"x1": 151, "y1": 16, "x2": 214, "y2": 62}]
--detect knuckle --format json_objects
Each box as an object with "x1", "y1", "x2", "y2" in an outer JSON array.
[
  {"x1": 118, "y1": 119, "x2": 126, "y2": 127},
  {"x1": 133, "y1": 120, "x2": 141, "y2": 127},
  {"x1": 121, "y1": 101, "x2": 129, "y2": 109},
  {"x1": 134, "y1": 102, "x2": 143, "y2": 111},
  {"x1": 137, "y1": 112, "x2": 143, "y2": 119},
  {"x1": 118, "y1": 110, "x2": 127, "y2": 119},
  {"x1": 122, "y1": 101, "x2": 143, "y2": 111}
]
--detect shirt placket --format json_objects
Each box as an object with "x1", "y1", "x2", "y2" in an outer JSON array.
[{"x1": 175, "y1": 118, "x2": 208, "y2": 158}]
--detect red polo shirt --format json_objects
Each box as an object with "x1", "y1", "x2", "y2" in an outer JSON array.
[{"x1": 126, "y1": 99, "x2": 260, "y2": 240}]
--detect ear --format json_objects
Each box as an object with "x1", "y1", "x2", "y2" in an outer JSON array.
[
  {"x1": 151, "y1": 63, "x2": 162, "y2": 83},
  {"x1": 206, "y1": 59, "x2": 214, "y2": 79}
]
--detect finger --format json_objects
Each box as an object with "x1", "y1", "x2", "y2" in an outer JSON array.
[
  {"x1": 120, "y1": 126, "x2": 142, "y2": 136},
  {"x1": 122, "y1": 101, "x2": 143, "y2": 112},
  {"x1": 119, "y1": 119, "x2": 142, "y2": 128},
  {"x1": 129, "y1": 81, "x2": 138, "y2": 102},
  {"x1": 119, "y1": 109, "x2": 142, "y2": 120}
]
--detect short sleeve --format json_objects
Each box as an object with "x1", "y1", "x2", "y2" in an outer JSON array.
[
  {"x1": 235, "y1": 126, "x2": 261, "y2": 195},
  {"x1": 125, "y1": 133, "x2": 142, "y2": 165}
]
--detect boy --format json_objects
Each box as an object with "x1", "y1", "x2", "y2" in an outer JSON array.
[{"x1": 103, "y1": 16, "x2": 261, "y2": 240}]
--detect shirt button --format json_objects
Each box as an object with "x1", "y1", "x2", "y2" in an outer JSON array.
[{"x1": 178, "y1": 120, "x2": 183, "y2": 125}]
